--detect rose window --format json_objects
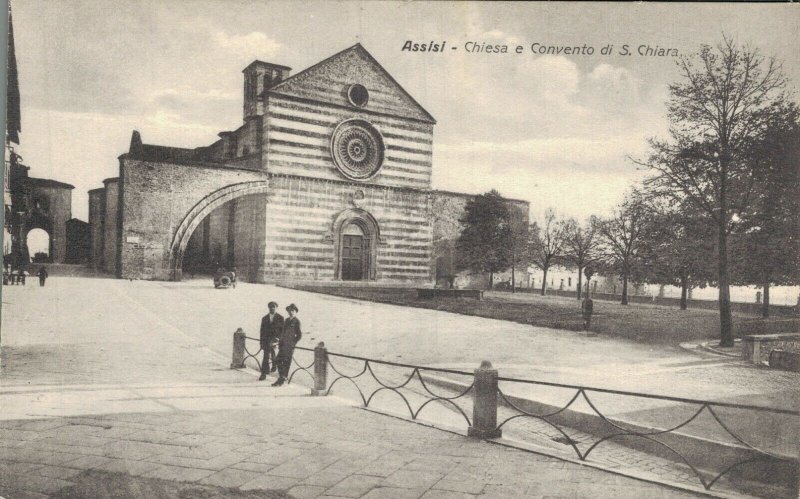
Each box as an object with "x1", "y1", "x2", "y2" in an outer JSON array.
[{"x1": 330, "y1": 119, "x2": 385, "y2": 180}]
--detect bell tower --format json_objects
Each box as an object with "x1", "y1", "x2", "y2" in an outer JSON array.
[{"x1": 242, "y1": 61, "x2": 291, "y2": 121}]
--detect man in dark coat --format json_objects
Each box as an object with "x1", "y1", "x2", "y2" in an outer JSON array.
[
  {"x1": 272, "y1": 303, "x2": 302, "y2": 387},
  {"x1": 581, "y1": 297, "x2": 594, "y2": 331},
  {"x1": 37, "y1": 266, "x2": 48, "y2": 287},
  {"x1": 258, "y1": 301, "x2": 284, "y2": 381}
]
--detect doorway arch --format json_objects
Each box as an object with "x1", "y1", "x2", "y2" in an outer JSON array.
[
  {"x1": 26, "y1": 227, "x2": 51, "y2": 263},
  {"x1": 329, "y1": 208, "x2": 382, "y2": 281},
  {"x1": 167, "y1": 181, "x2": 270, "y2": 281}
]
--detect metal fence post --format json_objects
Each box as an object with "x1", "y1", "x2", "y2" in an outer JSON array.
[
  {"x1": 468, "y1": 360, "x2": 502, "y2": 438},
  {"x1": 311, "y1": 342, "x2": 328, "y2": 396},
  {"x1": 230, "y1": 328, "x2": 245, "y2": 369}
]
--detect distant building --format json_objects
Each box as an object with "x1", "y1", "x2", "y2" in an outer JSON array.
[
  {"x1": 4, "y1": 11, "x2": 21, "y2": 260},
  {"x1": 65, "y1": 218, "x2": 90, "y2": 264},
  {"x1": 89, "y1": 44, "x2": 527, "y2": 283},
  {"x1": 3, "y1": 10, "x2": 82, "y2": 269}
]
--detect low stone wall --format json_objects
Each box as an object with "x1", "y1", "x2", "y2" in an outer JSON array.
[
  {"x1": 742, "y1": 333, "x2": 800, "y2": 365},
  {"x1": 417, "y1": 288, "x2": 483, "y2": 300},
  {"x1": 509, "y1": 287, "x2": 799, "y2": 316}
]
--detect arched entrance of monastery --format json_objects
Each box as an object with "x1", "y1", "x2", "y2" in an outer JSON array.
[
  {"x1": 168, "y1": 181, "x2": 270, "y2": 281},
  {"x1": 331, "y1": 208, "x2": 382, "y2": 281},
  {"x1": 26, "y1": 227, "x2": 51, "y2": 263}
]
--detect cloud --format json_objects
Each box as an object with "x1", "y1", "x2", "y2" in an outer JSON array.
[
  {"x1": 432, "y1": 134, "x2": 651, "y2": 220},
  {"x1": 145, "y1": 110, "x2": 220, "y2": 135},
  {"x1": 213, "y1": 31, "x2": 282, "y2": 57}
]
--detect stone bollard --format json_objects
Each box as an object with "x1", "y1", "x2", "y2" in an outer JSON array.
[
  {"x1": 468, "y1": 360, "x2": 502, "y2": 439},
  {"x1": 311, "y1": 342, "x2": 328, "y2": 396},
  {"x1": 230, "y1": 328, "x2": 245, "y2": 369}
]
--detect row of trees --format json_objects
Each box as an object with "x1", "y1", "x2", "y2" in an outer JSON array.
[{"x1": 455, "y1": 37, "x2": 799, "y2": 347}]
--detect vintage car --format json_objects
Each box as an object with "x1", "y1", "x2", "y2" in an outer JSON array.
[{"x1": 213, "y1": 269, "x2": 237, "y2": 289}]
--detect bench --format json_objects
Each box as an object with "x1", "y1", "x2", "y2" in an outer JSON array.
[
  {"x1": 769, "y1": 350, "x2": 800, "y2": 372},
  {"x1": 416, "y1": 288, "x2": 483, "y2": 300},
  {"x1": 742, "y1": 333, "x2": 800, "y2": 366},
  {"x1": 2, "y1": 273, "x2": 26, "y2": 285}
]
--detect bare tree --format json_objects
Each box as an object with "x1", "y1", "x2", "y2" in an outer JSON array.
[
  {"x1": 597, "y1": 193, "x2": 652, "y2": 305},
  {"x1": 528, "y1": 208, "x2": 566, "y2": 296},
  {"x1": 639, "y1": 36, "x2": 788, "y2": 346},
  {"x1": 562, "y1": 217, "x2": 600, "y2": 300}
]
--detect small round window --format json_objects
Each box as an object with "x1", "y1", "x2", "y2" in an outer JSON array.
[{"x1": 347, "y1": 84, "x2": 369, "y2": 107}]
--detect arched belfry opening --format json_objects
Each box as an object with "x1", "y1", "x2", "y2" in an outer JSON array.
[{"x1": 330, "y1": 208, "x2": 382, "y2": 281}]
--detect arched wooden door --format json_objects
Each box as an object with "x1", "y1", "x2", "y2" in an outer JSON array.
[{"x1": 340, "y1": 223, "x2": 366, "y2": 281}]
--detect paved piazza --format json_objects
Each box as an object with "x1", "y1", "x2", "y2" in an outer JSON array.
[{"x1": 1, "y1": 275, "x2": 796, "y2": 498}]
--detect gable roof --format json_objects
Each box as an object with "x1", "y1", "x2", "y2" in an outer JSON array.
[{"x1": 269, "y1": 43, "x2": 435, "y2": 124}]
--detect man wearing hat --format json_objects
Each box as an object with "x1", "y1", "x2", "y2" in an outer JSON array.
[
  {"x1": 273, "y1": 303, "x2": 302, "y2": 387},
  {"x1": 258, "y1": 301, "x2": 284, "y2": 381}
]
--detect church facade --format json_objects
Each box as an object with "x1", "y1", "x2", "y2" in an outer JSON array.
[{"x1": 88, "y1": 44, "x2": 528, "y2": 284}]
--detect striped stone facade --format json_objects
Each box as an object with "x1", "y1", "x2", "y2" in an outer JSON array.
[
  {"x1": 264, "y1": 97, "x2": 433, "y2": 190},
  {"x1": 90, "y1": 44, "x2": 528, "y2": 284},
  {"x1": 264, "y1": 175, "x2": 432, "y2": 282}
]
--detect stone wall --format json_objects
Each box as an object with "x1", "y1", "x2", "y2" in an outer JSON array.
[
  {"x1": 742, "y1": 333, "x2": 800, "y2": 365},
  {"x1": 118, "y1": 157, "x2": 267, "y2": 280},
  {"x1": 26, "y1": 181, "x2": 72, "y2": 263},
  {"x1": 430, "y1": 191, "x2": 529, "y2": 289},
  {"x1": 102, "y1": 178, "x2": 119, "y2": 274},
  {"x1": 65, "y1": 218, "x2": 90, "y2": 263},
  {"x1": 88, "y1": 188, "x2": 105, "y2": 269},
  {"x1": 232, "y1": 194, "x2": 267, "y2": 282},
  {"x1": 207, "y1": 202, "x2": 232, "y2": 268}
]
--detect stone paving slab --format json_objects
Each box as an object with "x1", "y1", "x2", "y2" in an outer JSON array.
[{"x1": 0, "y1": 405, "x2": 705, "y2": 499}]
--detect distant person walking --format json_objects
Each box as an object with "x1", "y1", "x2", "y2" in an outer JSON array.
[
  {"x1": 258, "y1": 301, "x2": 283, "y2": 381},
  {"x1": 272, "y1": 303, "x2": 302, "y2": 387},
  {"x1": 37, "y1": 266, "x2": 48, "y2": 286},
  {"x1": 581, "y1": 297, "x2": 594, "y2": 332}
]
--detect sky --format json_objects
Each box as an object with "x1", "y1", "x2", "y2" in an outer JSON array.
[{"x1": 8, "y1": 1, "x2": 800, "y2": 223}]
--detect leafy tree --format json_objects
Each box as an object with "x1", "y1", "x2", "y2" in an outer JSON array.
[
  {"x1": 528, "y1": 208, "x2": 566, "y2": 296},
  {"x1": 597, "y1": 192, "x2": 652, "y2": 305},
  {"x1": 639, "y1": 37, "x2": 788, "y2": 346},
  {"x1": 562, "y1": 216, "x2": 600, "y2": 300},
  {"x1": 640, "y1": 201, "x2": 716, "y2": 310},
  {"x1": 455, "y1": 190, "x2": 512, "y2": 289},
  {"x1": 732, "y1": 105, "x2": 800, "y2": 316}
]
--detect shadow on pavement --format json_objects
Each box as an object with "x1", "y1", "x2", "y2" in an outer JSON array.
[{"x1": 51, "y1": 470, "x2": 289, "y2": 499}]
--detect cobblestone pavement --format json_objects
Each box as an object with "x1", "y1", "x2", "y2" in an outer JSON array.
[
  {"x1": 0, "y1": 405, "x2": 704, "y2": 499},
  {"x1": 1, "y1": 276, "x2": 795, "y2": 497}
]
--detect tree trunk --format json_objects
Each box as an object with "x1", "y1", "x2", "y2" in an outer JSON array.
[
  {"x1": 679, "y1": 276, "x2": 688, "y2": 310},
  {"x1": 511, "y1": 263, "x2": 516, "y2": 294},
  {"x1": 489, "y1": 272, "x2": 494, "y2": 290},
  {"x1": 621, "y1": 273, "x2": 629, "y2": 305},
  {"x1": 762, "y1": 280, "x2": 770, "y2": 318},
  {"x1": 541, "y1": 267, "x2": 548, "y2": 296},
  {"x1": 717, "y1": 168, "x2": 734, "y2": 347},
  {"x1": 576, "y1": 266, "x2": 583, "y2": 301}
]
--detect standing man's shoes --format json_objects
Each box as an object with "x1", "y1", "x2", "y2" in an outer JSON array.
[
  {"x1": 271, "y1": 377, "x2": 285, "y2": 387},
  {"x1": 258, "y1": 374, "x2": 267, "y2": 381}
]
